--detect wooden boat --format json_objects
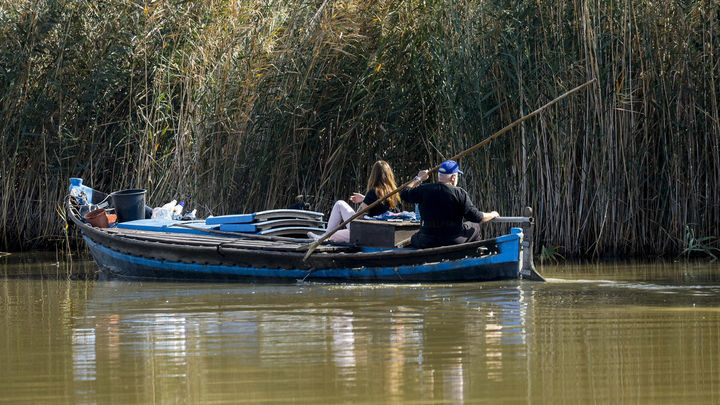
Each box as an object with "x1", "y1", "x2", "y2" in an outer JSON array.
[{"x1": 65, "y1": 183, "x2": 542, "y2": 283}]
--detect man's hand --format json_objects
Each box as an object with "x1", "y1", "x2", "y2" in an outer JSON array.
[
  {"x1": 482, "y1": 211, "x2": 500, "y2": 223},
  {"x1": 417, "y1": 170, "x2": 429, "y2": 182}
]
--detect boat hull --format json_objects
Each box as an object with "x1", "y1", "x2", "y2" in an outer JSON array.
[{"x1": 84, "y1": 235, "x2": 521, "y2": 283}]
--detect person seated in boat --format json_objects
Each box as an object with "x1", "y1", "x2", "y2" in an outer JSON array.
[
  {"x1": 308, "y1": 160, "x2": 401, "y2": 242},
  {"x1": 288, "y1": 194, "x2": 312, "y2": 211},
  {"x1": 400, "y1": 160, "x2": 499, "y2": 249}
]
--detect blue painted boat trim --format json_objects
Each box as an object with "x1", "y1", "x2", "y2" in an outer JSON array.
[
  {"x1": 206, "y1": 214, "x2": 256, "y2": 225},
  {"x1": 219, "y1": 223, "x2": 258, "y2": 232}
]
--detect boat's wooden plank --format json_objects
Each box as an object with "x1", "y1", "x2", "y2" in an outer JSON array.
[
  {"x1": 106, "y1": 228, "x2": 237, "y2": 243},
  {"x1": 258, "y1": 226, "x2": 326, "y2": 236},
  {"x1": 107, "y1": 224, "x2": 302, "y2": 243},
  {"x1": 219, "y1": 218, "x2": 325, "y2": 232},
  {"x1": 114, "y1": 232, "x2": 295, "y2": 248},
  {"x1": 253, "y1": 209, "x2": 323, "y2": 222},
  {"x1": 206, "y1": 209, "x2": 323, "y2": 225},
  {"x1": 106, "y1": 228, "x2": 251, "y2": 245},
  {"x1": 172, "y1": 222, "x2": 316, "y2": 244},
  {"x1": 117, "y1": 219, "x2": 220, "y2": 234},
  {"x1": 103, "y1": 227, "x2": 350, "y2": 253},
  {"x1": 255, "y1": 218, "x2": 325, "y2": 230}
]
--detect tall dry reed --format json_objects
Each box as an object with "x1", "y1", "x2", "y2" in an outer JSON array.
[{"x1": 1, "y1": 0, "x2": 718, "y2": 257}]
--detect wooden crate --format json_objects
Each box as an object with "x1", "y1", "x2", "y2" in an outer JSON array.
[{"x1": 349, "y1": 219, "x2": 420, "y2": 248}]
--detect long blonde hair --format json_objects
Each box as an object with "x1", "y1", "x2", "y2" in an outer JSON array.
[{"x1": 366, "y1": 160, "x2": 400, "y2": 210}]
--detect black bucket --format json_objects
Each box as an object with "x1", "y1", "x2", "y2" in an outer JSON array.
[{"x1": 111, "y1": 189, "x2": 147, "y2": 223}]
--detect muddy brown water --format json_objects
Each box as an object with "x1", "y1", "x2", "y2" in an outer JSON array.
[{"x1": 1, "y1": 254, "x2": 719, "y2": 404}]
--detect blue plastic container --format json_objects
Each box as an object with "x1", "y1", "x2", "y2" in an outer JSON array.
[{"x1": 69, "y1": 178, "x2": 94, "y2": 205}]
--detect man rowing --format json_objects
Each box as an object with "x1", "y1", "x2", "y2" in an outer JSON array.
[{"x1": 400, "y1": 160, "x2": 499, "y2": 249}]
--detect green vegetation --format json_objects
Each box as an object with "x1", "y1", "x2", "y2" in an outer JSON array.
[
  {"x1": 1, "y1": 0, "x2": 718, "y2": 258},
  {"x1": 539, "y1": 245, "x2": 565, "y2": 265},
  {"x1": 680, "y1": 224, "x2": 719, "y2": 261}
]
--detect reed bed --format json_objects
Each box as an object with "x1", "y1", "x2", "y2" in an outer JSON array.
[{"x1": 1, "y1": 0, "x2": 718, "y2": 258}]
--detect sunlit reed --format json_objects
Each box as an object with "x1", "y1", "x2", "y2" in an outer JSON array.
[{"x1": 1, "y1": 0, "x2": 718, "y2": 258}]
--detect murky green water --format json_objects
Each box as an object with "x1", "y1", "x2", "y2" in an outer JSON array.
[{"x1": 1, "y1": 254, "x2": 719, "y2": 404}]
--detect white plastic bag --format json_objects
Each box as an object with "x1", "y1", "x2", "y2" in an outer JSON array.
[{"x1": 151, "y1": 200, "x2": 177, "y2": 220}]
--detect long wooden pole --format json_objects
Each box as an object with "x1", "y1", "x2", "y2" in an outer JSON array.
[{"x1": 303, "y1": 79, "x2": 595, "y2": 260}]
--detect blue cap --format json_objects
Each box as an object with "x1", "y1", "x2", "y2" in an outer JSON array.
[{"x1": 438, "y1": 160, "x2": 463, "y2": 175}]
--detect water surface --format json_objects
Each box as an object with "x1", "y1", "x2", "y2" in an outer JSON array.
[{"x1": 1, "y1": 255, "x2": 719, "y2": 404}]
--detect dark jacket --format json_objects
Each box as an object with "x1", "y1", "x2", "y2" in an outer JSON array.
[{"x1": 400, "y1": 182, "x2": 484, "y2": 248}]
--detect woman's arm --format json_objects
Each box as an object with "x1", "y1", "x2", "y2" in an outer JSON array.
[{"x1": 350, "y1": 192, "x2": 365, "y2": 204}]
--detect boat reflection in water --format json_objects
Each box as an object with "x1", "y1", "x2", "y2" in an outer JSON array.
[{"x1": 70, "y1": 280, "x2": 531, "y2": 403}]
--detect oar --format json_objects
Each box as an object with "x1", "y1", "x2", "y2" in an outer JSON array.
[{"x1": 303, "y1": 79, "x2": 596, "y2": 261}]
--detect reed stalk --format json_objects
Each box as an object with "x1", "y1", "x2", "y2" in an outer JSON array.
[{"x1": 0, "y1": 0, "x2": 717, "y2": 259}]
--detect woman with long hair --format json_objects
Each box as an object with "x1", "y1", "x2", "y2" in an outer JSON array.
[{"x1": 309, "y1": 160, "x2": 401, "y2": 242}]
